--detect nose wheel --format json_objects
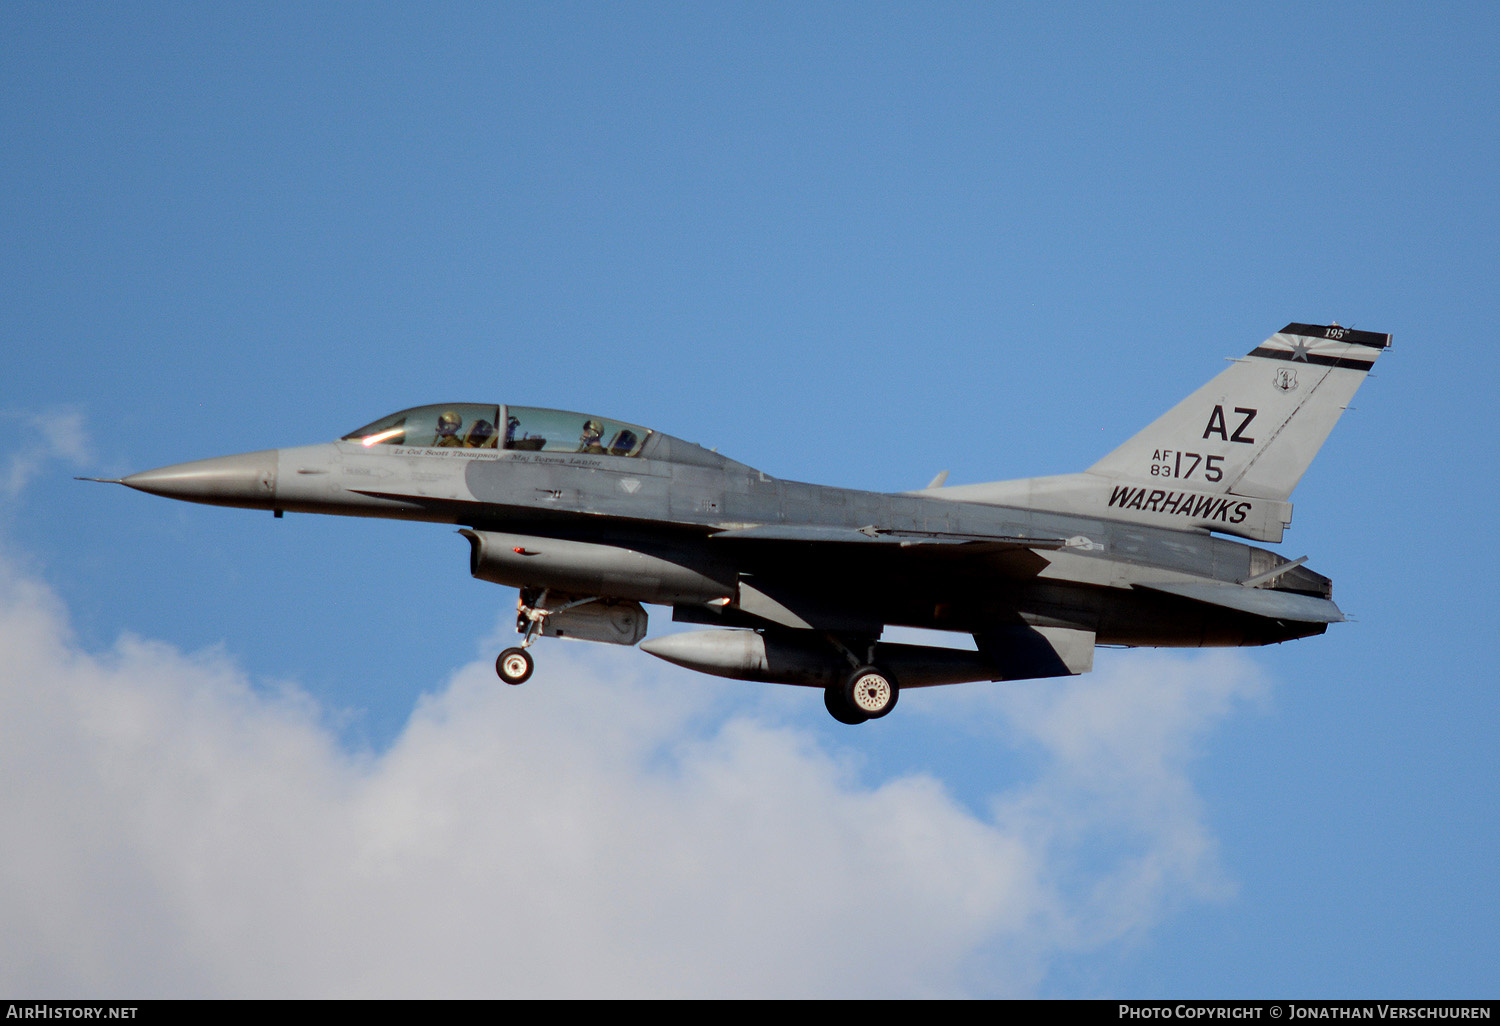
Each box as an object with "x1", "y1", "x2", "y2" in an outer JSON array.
[
  {"x1": 496, "y1": 588, "x2": 550, "y2": 685},
  {"x1": 496, "y1": 647, "x2": 534, "y2": 685}
]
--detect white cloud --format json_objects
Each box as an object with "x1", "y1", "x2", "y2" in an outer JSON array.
[
  {"x1": 1, "y1": 408, "x2": 91, "y2": 498},
  {"x1": 0, "y1": 550, "x2": 1267, "y2": 997}
]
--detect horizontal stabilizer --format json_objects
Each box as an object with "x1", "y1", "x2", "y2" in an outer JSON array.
[{"x1": 1135, "y1": 580, "x2": 1345, "y2": 623}]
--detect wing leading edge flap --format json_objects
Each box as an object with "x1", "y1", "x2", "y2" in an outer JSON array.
[{"x1": 1136, "y1": 580, "x2": 1345, "y2": 623}]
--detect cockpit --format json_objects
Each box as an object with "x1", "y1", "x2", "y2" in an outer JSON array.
[{"x1": 341, "y1": 404, "x2": 653, "y2": 458}]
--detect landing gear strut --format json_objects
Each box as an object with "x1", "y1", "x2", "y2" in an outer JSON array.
[
  {"x1": 495, "y1": 588, "x2": 633, "y2": 685},
  {"x1": 821, "y1": 633, "x2": 899, "y2": 723},
  {"x1": 493, "y1": 588, "x2": 549, "y2": 686}
]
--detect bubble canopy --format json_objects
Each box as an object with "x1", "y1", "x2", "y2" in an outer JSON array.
[{"x1": 341, "y1": 404, "x2": 652, "y2": 457}]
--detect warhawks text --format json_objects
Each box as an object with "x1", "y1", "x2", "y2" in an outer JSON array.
[{"x1": 1108, "y1": 485, "x2": 1253, "y2": 525}]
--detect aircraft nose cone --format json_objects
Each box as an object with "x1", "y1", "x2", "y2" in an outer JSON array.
[{"x1": 122, "y1": 450, "x2": 278, "y2": 507}]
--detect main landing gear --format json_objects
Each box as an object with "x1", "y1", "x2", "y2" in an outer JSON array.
[
  {"x1": 824, "y1": 665, "x2": 899, "y2": 724},
  {"x1": 820, "y1": 632, "x2": 900, "y2": 724}
]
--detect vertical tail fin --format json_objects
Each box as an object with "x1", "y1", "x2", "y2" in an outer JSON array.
[
  {"x1": 1087, "y1": 323, "x2": 1390, "y2": 501},
  {"x1": 924, "y1": 323, "x2": 1390, "y2": 543}
]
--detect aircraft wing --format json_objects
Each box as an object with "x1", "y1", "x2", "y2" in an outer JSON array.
[
  {"x1": 694, "y1": 524, "x2": 1068, "y2": 633},
  {"x1": 1134, "y1": 580, "x2": 1345, "y2": 623},
  {"x1": 710, "y1": 524, "x2": 1069, "y2": 553}
]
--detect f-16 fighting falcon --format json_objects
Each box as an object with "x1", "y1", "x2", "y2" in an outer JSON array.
[{"x1": 89, "y1": 323, "x2": 1388, "y2": 724}]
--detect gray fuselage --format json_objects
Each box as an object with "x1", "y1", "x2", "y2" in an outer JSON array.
[{"x1": 185, "y1": 430, "x2": 1331, "y2": 650}]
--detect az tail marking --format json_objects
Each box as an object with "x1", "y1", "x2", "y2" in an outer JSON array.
[{"x1": 1203, "y1": 405, "x2": 1258, "y2": 444}]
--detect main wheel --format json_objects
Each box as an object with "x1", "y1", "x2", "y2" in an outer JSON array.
[
  {"x1": 824, "y1": 686, "x2": 869, "y2": 725},
  {"x1": 843, "y1": 666, "x2": 898, "y2": 719},
  {"x1": 496, "y1": 647, "x2": 534, "y2": 685}
]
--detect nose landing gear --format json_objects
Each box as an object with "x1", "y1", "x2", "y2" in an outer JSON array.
[
  {"x1": 494, "y1": 588, "x2": 648, "y2": 685},
  {"x1": 496, "y1": 646, "x2": 534, "y2": 685},
  {"x1": 493, "y1": 588, "x2": 549, "y2": 686}
]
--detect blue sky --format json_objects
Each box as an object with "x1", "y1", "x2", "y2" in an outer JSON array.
[{"x1": 2, "y1": 2, "x2": 1497, "y2": 997}]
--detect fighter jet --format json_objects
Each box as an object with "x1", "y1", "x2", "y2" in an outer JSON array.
[{"x1": 92, "y1": 322, "x2": 1387, "y2": 723}]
